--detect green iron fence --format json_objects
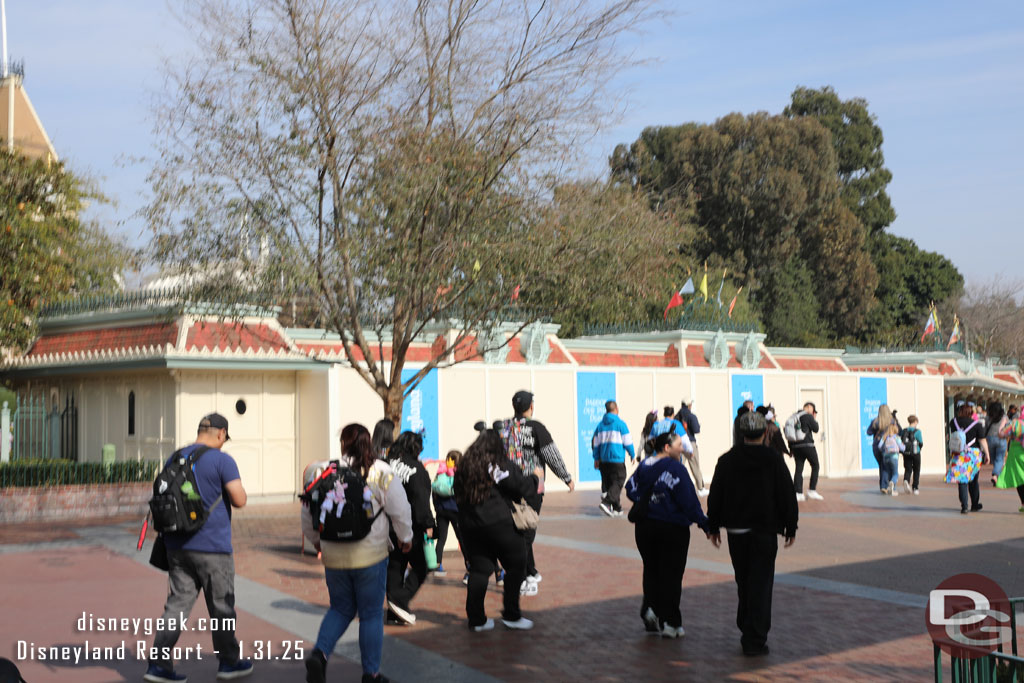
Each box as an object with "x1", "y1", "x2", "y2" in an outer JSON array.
[
  {"x1": 934, "y1": 597, "x2": 1024, "y2": 682},
  {"x1": 8, "y1": 393, "x2": 78, "y2": 461}
]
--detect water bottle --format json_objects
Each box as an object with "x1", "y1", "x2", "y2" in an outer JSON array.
[{"x1": 423, "y1": 533, "x2": 438, "y2": 570}]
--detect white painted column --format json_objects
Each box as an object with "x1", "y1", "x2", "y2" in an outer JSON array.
[{"x1": 1, "y1": 400, "x2": 10, "y2": 462}]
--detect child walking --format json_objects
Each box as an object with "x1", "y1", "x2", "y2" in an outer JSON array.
[
  {"x1": 431, "y1": 450, "x2": 466, "y2": 577},
  {"x1": 880, "y1": 423, "x2": 905, "y2": 495},
  {"x1": 901, "y1": 416, "x2": 923, "y2": 495}
]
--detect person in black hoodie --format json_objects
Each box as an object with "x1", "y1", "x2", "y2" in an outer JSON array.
[
  {"x1": 707, "y1": 411, "x2": 799, "y2": 657},
  {"x1": 624, "y1": 427, "x2": 711, "y2": 638},
  {"x1": 385, "y1": 431, "x2": 435, "y2": 625},
  {"x1": 454, "y1": 429, "x2": 543, "y2": 632}
]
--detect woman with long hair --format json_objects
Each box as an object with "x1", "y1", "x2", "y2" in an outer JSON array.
[
  {"x1": 454, "y1": 429, "x2": 543, "y2": 631},
  {"x1": 757, "y1": 405, "x2": 790, "y2": 458},
  {"x1": 640, "y1": 410, "x2": 659, "y2": 461},
  {"x1": 867, "y1": 405, "x2": 895, "y2": 493},
  {"x1": 304, "y1": 423, "x2": 413, "y2": 683},
  {"x1": 384, "y1": 431, "x2": 435, "y2": 625},
  {"x1": 986, "y1": 402, "x2": 1008, "y2": 486},
  {"x1": 371, "y1": 419, "x2": 396, "y2": 460}
]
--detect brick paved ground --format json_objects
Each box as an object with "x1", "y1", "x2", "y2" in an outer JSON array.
[{"x1": 2, "y1": 469, "x2": 1022, "y2": 681}]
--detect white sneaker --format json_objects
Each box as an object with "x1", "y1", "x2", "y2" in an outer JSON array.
[
  {"x1": 472, "y1": 618, "x2": 495, "y2": 632},
  {"x1": 903, "y1": 480, "x2": 912, "y2": 494},
  {"x1": 501, "y1": 617, "x2": 534, "y2": 630},
  {"x1": 599, "y1": 502, "x2": 614, "y2": 517},
  {"x1": 520, "y1": 581, "x2": 538, "y2": 596},
  {"x1": 387, "y1": 600, "x2": 416, "y2": 625},
  {"x1": 891, "y1": 490, "x2": 899, "y2": 497},
  {"x1": 806, "y1": 490, "x2": 823, "y2": 501},
  {"x1": 888, "y1": 481, "x2": 896, "y2": 495},
  {"x1": 913, "y1": 489, "x2": 920, "y2": 496},
  {"x1": 698, "y1": 488, "x2": 710, "y2": 498},
  {"x1": 529, "y1": 573, "x2": 542, "y2": 583},
  {"x1": 642, "y1": 607, "x2": 659, "y2": 634},
  {"x1": 660, "y1": 624, "x2": 685, "y2": 638},
  {"x1": 795, "y1": 492, "x2": 806, "y2": 502}
]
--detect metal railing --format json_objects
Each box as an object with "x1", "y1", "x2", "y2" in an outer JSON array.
[
  {"x1": 934, "y1": 597, "x2": 1024, "y2": 682},
  {"x1": 9, "y1": 393, "x2": 77, "y2": 461}
]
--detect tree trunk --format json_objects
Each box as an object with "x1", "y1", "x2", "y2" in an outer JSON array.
[{"x1": 382, "y1": 384, "x2": 404, "y2": 437}]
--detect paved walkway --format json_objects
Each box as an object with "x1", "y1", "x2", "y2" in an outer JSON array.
[{"x1": 2, "y1": 471, "x2": 1022, "y2": 682}]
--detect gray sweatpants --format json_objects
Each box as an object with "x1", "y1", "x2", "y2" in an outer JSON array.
[{"x1": 150, "y1": 548, "x2": 240, "y2": 668}]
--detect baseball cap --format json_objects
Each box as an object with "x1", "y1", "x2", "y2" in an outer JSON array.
[
  {"x1": 512, "y1": 390, "x2": 534, "y2": 414},
  {"x1": 199, "y1": 413, "x2": 230, "y2": 440},
  {"x1": 738, "y1": 411, "x2": 767, "y2": 438}
]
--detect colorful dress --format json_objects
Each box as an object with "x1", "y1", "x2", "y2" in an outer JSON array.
[{"x1": 997, "y1": 419, "x2": 1024, "y2": 489}]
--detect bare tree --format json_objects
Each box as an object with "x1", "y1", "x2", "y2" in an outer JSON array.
[
  {"x1": 145, "y1": 0, "x2": 662, "y2": 422},
  {"x1": 957, "y1": 277, "x2": 1024, "y2": 366}
]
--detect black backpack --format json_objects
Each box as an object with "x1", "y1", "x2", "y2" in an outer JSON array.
[
  {"x1": 149, "y1": 446, "x2": 222, "y2": 535},
  {"x1": 300, "y1": 461, "x2": 382, "y2": 542}
]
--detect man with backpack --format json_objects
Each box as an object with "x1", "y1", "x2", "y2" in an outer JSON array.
[
  {"x1": 784, "y1": 403, "x2": 822, "y2": 502},
  {"x1": 501, "y1": 390, "x2": 574, "y2": 596},
  {"x1": 144, "y1": 414, "x2": 252, "y2": 683},
  {"x1": 674, "y1": 401, "x2": 708, "y2": 497}
]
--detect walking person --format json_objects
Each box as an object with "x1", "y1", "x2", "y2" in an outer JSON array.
[
  {"x1": 997, "y1": 412, "x2": 1024, "y2": 511},
  {"x1": 371, "y1": 419, "x2": 395, "y2": 460},
  {"x1": 878, "y1": 421, "x2": 904, "y2": 495},
  {"x1": 625, "y1": 427, "x2": 710, "y2": 638},
  {"x1": 500, "y1": 390, "x2": 574, "y2": 595},
  {"x1": 901, "y1": 416, "x2": 924, "y2": 495},
  {"x1": 787, "y1": 403, "x2": 822, "y2": 501},
  {"x1": 303, "y1": 423, "x2": 413, "y2": 683},
  {"x1": 639, "y1": 410, "x2": 659, "y2": 461},
  {"x1": 757, "y1": 406, "x2": 790, "y2": 459},
  {"x1": 454, "y1": 429, "x2": 543, "y2": 631},
  {"x1": 867, "y1": 405, "x2": 895, "y2": 492},
  {"x1": 431, "y1": 450, "x2": 466, "y2": 577},
  {"x1": 385, "y1": 432, "x2": 435, "y2": 625},
  {"x1": 733, "y1": 401, "x2": 754, "y2": 445},
  {"x1": 707, "y1": 411, "x2": 799, "y2": 657},
  {"x1": 986, "y1": 402, "x2": 1009, "y2": 486},
  {"x1": 144, "y1": 414, "x2": 252, "y2": 683},
  {"x1": 947, "y1": 400, "x2": 990, "y2": 514},
  {"x1": 593, "y1": 400, "x2": 637, "y2": 517},
  {"x1": 675, "y1": 400, "x2": 708, "y2": 495}
]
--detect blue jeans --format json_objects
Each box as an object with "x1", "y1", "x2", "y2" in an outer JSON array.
[
  {"x1": 880, "y1": 454, "x2": 899, "y2": 490},
  {"x1": 315, "y1": 558, "x2": 387, "y2": 675},
  {"x1": 988, "y1": 437, "x2": 1008, "y2": 477}
]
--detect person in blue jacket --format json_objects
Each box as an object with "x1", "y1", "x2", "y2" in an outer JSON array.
[
  {"x1": 625, "y1": 426, "x2": 710, "y2": 638},
  {"x1": 592, "y1": 400, "x2": 636, "y2": 517}
]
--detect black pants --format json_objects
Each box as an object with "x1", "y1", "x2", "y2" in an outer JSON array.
[
  {"x1": 523, "y1": 494, "x2": 543, "y2": 578},
  {"x1": 434, "y1": 508, "x2": 466, "y2": 570},
  {"x1": 1017, "y1": 486, "x2": 1024, "y2": 505},
  {"x1": 902, "y1": 452, "x2": 921, "y2": 490},
  {"x1": 387, "y1": 531, "x2": 427, "y2": 612},
  {"x1": 793, "y1": 446, "x2": 819, "y2": 493},
  {"x1": 600, "y1": 462, "x2": 627, "y2": 511},
  {"x1": 634, "y1": 519, "x2": 690, "y2": 629},
  {"x1": 727, "y1": 531, "x2": 779, "y2": 651},
  {"x1": 460, "y1": 520, "x2": 527, "y2": 627},
  {"x1": 958, "y1": 472, "x2": 981, "y2": 511}
]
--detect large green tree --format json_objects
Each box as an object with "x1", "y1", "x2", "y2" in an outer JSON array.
[
  {"x1": 0, "y1": 151, "x2": 129, "y2": 352},
  {"x1": 611, "y1": 112, "x2": 877, "y2": 345},
  {"x1": 785, "y1": 86, "x2": 962, "y2": 341}
]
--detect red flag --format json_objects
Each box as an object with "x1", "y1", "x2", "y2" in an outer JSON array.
[
  {"x1": 511, "y1": 285, "x2": 521, "y2": 302},
  {"x1": 920, "y1": 311, "x2": 936, "y2": 342},
  {"x1": 728, "y1": 286, "x2": 743, "y2": 318},
  {"x1": 663, "y1": 278, "x2": 695, "y2": 320}
]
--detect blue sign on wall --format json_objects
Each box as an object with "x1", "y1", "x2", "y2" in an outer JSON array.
[
  {"x1": 731, "y1": 374, "x2": 764, "y2": 416},
  {"x1": 401, "y1": 368, "x2": 439, "y2": 462},
  {"x1": 577, "y1": 372, "x2": 616, "y2": 483},
  {"x1": 859, "y1": 377, "x2": 887, "y2": 470}
]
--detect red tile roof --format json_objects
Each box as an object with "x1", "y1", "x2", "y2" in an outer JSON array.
[
  {"x1": 774, "y1": 358, "x2": 847, "y2": 372},
  {"x1": 185, "y1": 322, "x2": 289, "y2": 353},
  {"x1": 573, "y1": 351, "x2": 675, "y2": 367},
  {"x1": 27, "y1": 323, "x2": 178, "y2": 357}
]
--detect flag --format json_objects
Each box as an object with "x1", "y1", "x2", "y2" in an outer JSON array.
[
  {"x1": 920, "y1": 310, "x2": 936, "y2": 342},
  {"x1": 663, "y1": 278, "x2": 694, "y2": 319},
  {"x1": 728, "y1": 286, "x2": 743, "y2": 318},
  {"x1": 699, "y1": 269, "x2": 708, "y2": 303},
  {"x1": 716, "y1": 268, "x2": 727, "y2": 307},
  {"x1": 946, "y1": 315, "x2": 961, "y2": 350},
  {"x1": 473, "y1": 259, "x2": 481, "y2": 274},
  {"x1": 511, "y1": 285, "x2": 521, "y2": 302}
]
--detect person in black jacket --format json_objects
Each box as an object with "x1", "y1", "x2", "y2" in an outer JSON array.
[
  {"x1": 385, "y1": 431, "x2": 436, "y2": 625},
  {"x1": 454, "y1": 429, "x2": 543, "y2": 632},
  {"x1": 707, "y1": 411, "x2": 798, "y2": 657},
  {"x1": 787, "y1": 402, "x2": 822, "y2": 501}
]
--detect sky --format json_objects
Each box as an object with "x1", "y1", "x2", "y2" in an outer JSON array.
[{"x1": 9, "y1": 0, "x2": 1024, "y2": 289}]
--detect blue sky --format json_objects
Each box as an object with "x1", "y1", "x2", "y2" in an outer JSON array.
[{"x1": 10, "y1": 1, "x2": 1023, "y2": 288}]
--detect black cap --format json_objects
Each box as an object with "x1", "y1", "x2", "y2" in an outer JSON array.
[
  {"x1": 512, "y1": 390, "x2": 534, "y2": 414},
  {"x1": 199, "y1": 413, "x2": 230, "y2": 440}
]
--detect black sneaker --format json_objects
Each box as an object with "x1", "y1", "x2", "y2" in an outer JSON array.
[
  {"x1": 971, "y1": 504, "x2": 983, "y2": 512},
  {"x1": 305, "y1": 649, "x2": 327, "y2": 683},
  {"x1": 961, "y1": 508, "x2": 969, "y2": 515},
  {"x1": 742, "y1": 644, "x2": 770, "y2": 657},
  {"x1": 361, "y1": 674, "x2": 390, "y2": 683}
]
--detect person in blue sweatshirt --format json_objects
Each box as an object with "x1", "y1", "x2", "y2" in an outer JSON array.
[
  {"x1": 624, "y1": 427, "x2": 710, "y2": 638},
  {"x1": 592, "y1": 400, "x2": 636, "y2": 517}
]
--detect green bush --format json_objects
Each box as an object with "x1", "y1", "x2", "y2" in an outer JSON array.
[{"x1": 0, "y1": 459, "x2": 160, "y2": 488}]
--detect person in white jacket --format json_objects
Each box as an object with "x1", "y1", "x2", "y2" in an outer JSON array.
[{"x1": 303, "y1": 423, "x2": 413, "y2": 683}]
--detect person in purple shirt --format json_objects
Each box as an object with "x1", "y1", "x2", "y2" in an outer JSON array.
[{"x1": 145, "y1": 413, "x2": 252, "y2": 683}]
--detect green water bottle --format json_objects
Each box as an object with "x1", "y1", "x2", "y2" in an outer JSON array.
[{"x1": 423, "y1": 534, "x2": 438, "y2": 570}]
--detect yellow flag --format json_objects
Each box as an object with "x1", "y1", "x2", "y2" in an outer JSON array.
[
  {"x1": 699, "y1": 272, "x2": 708, "y2": 302},
  {"x1": 473, "y1": 259, "x2": 481, "y2": 274}
]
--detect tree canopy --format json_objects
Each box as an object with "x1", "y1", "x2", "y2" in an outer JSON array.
[{"x1": 0, "y1": 151, "x2": 129, "y2": 352}]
